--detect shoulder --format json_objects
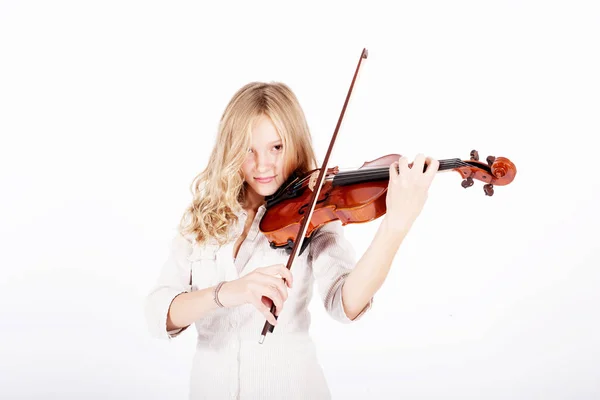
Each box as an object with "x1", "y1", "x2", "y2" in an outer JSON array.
[
  {"x1": 312, "y1": 220, "x2": 345, "y2": 240},
  {"x1": 172, "y1": 228, "x2": 225, "y2": 263},
  {"x1": 167, "y1": 230, "x2": 196, "y2": 263}
]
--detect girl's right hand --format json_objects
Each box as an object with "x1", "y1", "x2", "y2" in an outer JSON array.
[{"x1": 217, "y1": 264, "x2": 293, "y2": 326}]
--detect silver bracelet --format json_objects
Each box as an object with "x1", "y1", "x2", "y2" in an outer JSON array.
[{"x1": 213, "y1": 281, "x2": 226, "y2": 308}]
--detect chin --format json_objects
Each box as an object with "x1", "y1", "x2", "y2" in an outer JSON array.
[
  {"x1": 248, "y1": 183, "x2": 279, "y2": 198},
  {"x1": 257, "y1": 186, "x2": 279, "y2": 197}
]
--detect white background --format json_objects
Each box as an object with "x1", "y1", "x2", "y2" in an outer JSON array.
[{"x1": 1, "y1": 1, "x2": 599, "y2": 399}]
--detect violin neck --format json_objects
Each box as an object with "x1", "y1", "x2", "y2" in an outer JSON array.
[{"x1": 332, "y1": 158, "x2": 464, "y2": 186}]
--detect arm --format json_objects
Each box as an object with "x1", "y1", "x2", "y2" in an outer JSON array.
[
  {"x1": 309, "y1": 221, "x2": 374, "y2": 323},
  {"x1": 166, "y1": 287, "x2": 221, "y2": 331},
  {"x1": 341, "y1": 154, "x2": 439, "y2": 320},
  {"x1": 144, "y1": 232, "x2": 211, "y2": 339},
  {"x1": 168, "y1": 262, "x2": 292, "y2": 330},
  {"x1": 340, "y1": 217, "x2": 406, "y2": 320},
  {"x1": 146, "y1": 232, "x2": 295, "y2": 337}
]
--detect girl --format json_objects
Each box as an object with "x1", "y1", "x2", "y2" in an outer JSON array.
[{"x1": 145, "y1": 81, "x2": 439, "y2": 399}]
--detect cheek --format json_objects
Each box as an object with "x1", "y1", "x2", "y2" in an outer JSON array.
[
  {"x1": 241, "y1": 159, "x2": 254, "y2": 178},
  {"x1": 277, "y1": 154, "x2": 287, "y2": 173},
  {"x1": 277, "y1": 158, "x2": 289, "y2": 184},
  {"x1": 280, "y1": 156, "x2": 292, "y2": 178}
]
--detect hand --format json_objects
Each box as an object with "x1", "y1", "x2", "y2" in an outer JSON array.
[
  {"x1": 385, "y1": 153, "x2": 439, "y2": 233},
  {"x1": 217, "y1": 264, "x2": 293, "y2": 326}
]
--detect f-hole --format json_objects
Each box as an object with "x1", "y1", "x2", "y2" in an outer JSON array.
[{"x1": 298, "y1": 192, "x2": 330, "y2": 215}]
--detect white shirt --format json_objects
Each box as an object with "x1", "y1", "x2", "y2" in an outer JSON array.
[{"x1": 145, "y1": 204, "x2": 373, "y2": 399}]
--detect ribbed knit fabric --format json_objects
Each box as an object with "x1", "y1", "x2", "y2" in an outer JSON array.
[{"x1": 145, "y1": 205, "x2": 373, "y2": 399}]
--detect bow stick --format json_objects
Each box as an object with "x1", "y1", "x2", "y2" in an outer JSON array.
[{"x1": 259, "y1": 48, "x2": 369, "y2": 344}]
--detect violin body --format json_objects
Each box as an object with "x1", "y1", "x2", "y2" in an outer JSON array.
[
  {"x1": 261, "y1": 154, "x2": 394, "y2": 248},
  {"x1": 260, "y1": 151, "x2": 517, "y2": 249}
]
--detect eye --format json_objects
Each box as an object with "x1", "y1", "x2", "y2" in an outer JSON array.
[{"x1": 273, "y1": 144, "x2": 283, "y2": 151}]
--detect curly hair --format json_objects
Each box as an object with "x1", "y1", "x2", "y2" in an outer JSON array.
[{"x1": 179, "y1": 82, "x2": 318, "y2": 246}]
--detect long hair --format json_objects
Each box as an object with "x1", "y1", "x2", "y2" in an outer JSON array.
[{"x1": 179, "y1": 82, "x2": 318, "y2": 246}]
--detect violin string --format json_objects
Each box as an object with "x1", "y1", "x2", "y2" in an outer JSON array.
[
  {"x1": 291, "y1": 166, "x2": 377, "y2": 188},
  {"x1": 289, "y1": 159, "x2": 472, "y2": 191},
  {"x1": 330, "y1": 161, "x2": 473, "y2": 186},
  {"x1": 291, "y1": 161, "x2": 469, "y2": 189},
  {"x1": 330, "y1": 160, "x2": 469, "y2": 181},
  {"x1": 291, "y1": 160, "x2": 466, "y2": 187}
]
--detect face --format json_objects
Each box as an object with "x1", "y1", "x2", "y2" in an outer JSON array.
[{"x1": 242, "y1": 114, "x2": 288, "y2": 205}]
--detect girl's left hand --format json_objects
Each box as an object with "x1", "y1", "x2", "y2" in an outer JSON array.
[{"x1": 384, "y1": 153, "x2": 439, "y2": 233}]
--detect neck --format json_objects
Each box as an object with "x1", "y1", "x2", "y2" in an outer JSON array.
[{"x1": 242, "y1": 186, "x2": 265, "y2": 213}]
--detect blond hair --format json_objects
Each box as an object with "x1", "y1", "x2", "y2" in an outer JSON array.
[{"x1": 179, "y1": 82, "x2": 318, "y2": 246}]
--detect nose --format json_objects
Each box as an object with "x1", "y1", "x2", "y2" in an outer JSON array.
[{"x1": 255, "y1": 151, "x2": 275, "y2": 173}]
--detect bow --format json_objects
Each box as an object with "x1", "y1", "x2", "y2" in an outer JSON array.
[{"x1": 259, "y1": 48, "x2": 369, "y2": 344}]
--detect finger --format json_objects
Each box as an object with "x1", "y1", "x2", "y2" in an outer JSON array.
[
  {"x1": 261, "y1": 285, "x2": 284, "y2": 315},
  {"x1": 423, "y1": 157, "x2": 440, "y2": 183},
  {"x1": 264, "y1": 264, "x2": 293, "y2": 288},
  {"x1": 258, "y1": 275, "x2": 288, "y2": 302},
  {"x1": 251, "y1": 296, "x2": 277, "y2": 326},
  {"x1": 261, "y1": 296, "x2": 280, "y2": 316},
  {"x1": 412, "y1": 153, "x2": 426, "y2": 174},
  {"x1": 264, "y1": 296, "x2": 283, "y2": 317},
  {"x1": 261, "y1": 295, "x2": 273, "y2": 308},
  {"x1": 397, "y1": 156, "x2": 410, "y2": 175},
  {"x1": 276, "y1": 264, "x2": 293, "y2": 288},
  {"x1": 309, "y1": 171, "x2": 318, "y2": 191},
  {"x1": 424, "y1": 157, "x2": 439, "y2": 175},
  {"x1": 389, "y1": 161, "x2": 399, "y2": 179}
]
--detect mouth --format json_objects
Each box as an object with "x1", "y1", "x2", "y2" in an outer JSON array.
[{"x1": 254, "y1": 176, "x2": 276, "y2": 184}]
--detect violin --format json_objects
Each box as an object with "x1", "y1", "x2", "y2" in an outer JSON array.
[
  {"x1": 258, "y1": 48, "x2": 517, "y2": 342},
  {"x1": 260, "y1": 150, "x2": 516, "y2": 251}
]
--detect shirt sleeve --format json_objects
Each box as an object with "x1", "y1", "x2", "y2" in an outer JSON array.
[
  {"x1": 144, "y1": 232, "x2": 193, "y2": 340},
  {"x1": 308, "y1": 221, "x2": 373, "y2": 323}
]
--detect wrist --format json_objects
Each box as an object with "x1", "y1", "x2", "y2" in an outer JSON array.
[
  {"x1": 213, "y1": 281, "x2": 227, "y2": 308},
  {"x1": 379, "y1": 216, "x2": 410, "y2": 244}
]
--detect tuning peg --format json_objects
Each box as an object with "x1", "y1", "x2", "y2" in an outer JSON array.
[
  {"x1": 483, "y1": 184, "x2": 494, "y2": 196},
  {"x1": 486, "y1": 155, "x2": 496, "y2": 166},
  {"x1": 461, "y1": 177, "x2": 474, "y2": 188},
  {"x1": 470, "y1": 150, "x2": 479, "y2": 161}
]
